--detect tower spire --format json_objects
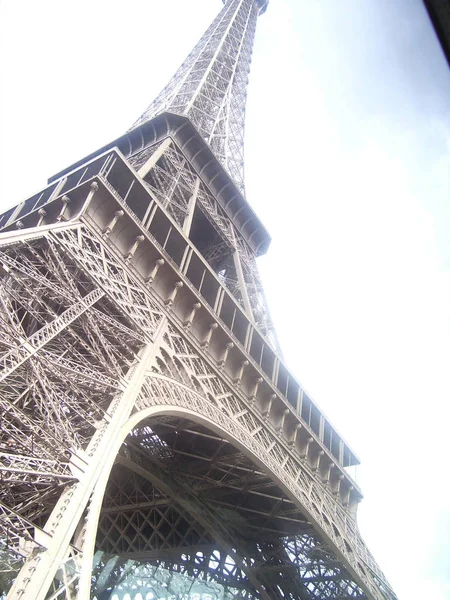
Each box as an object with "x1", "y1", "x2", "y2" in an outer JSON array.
[{"x1": 132, "y1": 0, "x2": 268, "y2": 193}]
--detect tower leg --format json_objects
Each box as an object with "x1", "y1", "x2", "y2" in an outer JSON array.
[{"x1": 7, "y1": 323, "x2": 167, "y2": 600}]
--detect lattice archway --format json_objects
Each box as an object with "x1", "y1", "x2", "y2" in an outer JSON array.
[{"x1": 79, "y1": 372, "x2": 369, "y2": 600}]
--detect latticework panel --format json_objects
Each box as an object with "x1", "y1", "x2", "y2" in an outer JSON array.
[
  {"x1": 0, "y1": 219, "x2": 396, "y2": 600},
  {"x1": 128, "y1": 136, "x2": 276, "y2": 341},
  {"x1": 133, "y1": 139, "x2": 235, "y2": 248},
  {"x1": 234, "y1": 231, "x2": 276, "y2": 340},
  {"x1": 0, "y1": 224, "x2": 164, "y2": 597},
  {"x1": 132, "y1": 0, "x2": 261, "y2": 193},
  {"x1": 134, "y1": 327, "x2": 396, "y2": 600},
  {"x1": 91, "y1": 413, "x2": 369, "y2": 600},
  {"x1": 91, "y1": 551, "x2": 257, "y2": 600}
]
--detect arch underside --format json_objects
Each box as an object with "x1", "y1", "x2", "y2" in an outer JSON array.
[
  {"x1": 0, "y1": 227, "x2": 390, "y2": 599},
  {"x1": 92, "y1": 414, "x2": 366, "y2": 600}
]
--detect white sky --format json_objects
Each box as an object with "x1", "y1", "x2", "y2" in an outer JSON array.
[{"x1": 1, "y1": 1, "x2": 449, "y2": 598}]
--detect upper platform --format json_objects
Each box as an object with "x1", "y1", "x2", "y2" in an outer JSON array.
[{"x1": 49, "y1": 112, "x2": 272, "y2": 257}]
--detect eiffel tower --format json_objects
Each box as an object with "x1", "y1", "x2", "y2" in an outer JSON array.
[{"x1": 0, "y1": 1, "x2": 397, "y2": 598}]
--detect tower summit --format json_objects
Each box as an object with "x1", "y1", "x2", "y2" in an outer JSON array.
[
  {"x1": 0, "y1": 1, "x2": 396, "y2": 599},
  {"x1": 133, "y1": 0, "x2": 268, "y2": 193}
]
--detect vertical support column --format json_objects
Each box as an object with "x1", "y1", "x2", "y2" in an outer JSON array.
[
  {"x1": 214, "y1": 286, "x2": 225, "y2": 315},
  {"x1": 138, "y1": 138, "x2": 172, "y2": 179},
  {"x1": 232, "y1": 249, "x2": 253, "y2": 319},
  {"x1": 80, "y1": 181, "x2": 100, "y2": 215},
  {"x1": 183, "y1": 302, "x2": 201, "y2": 328},
  {"x1": 231, "y1": 225, "x2": 254, "y2": 320},
  {"x1": 244, "y1": 322, "x2": 253, "y2": 352},
  {"x1": 319, "y1": 415, "x2": 325, "y2": 441},
  {"x1": 146, "y1": 258, "x2": 165, "y2": 284},
  {"x1": 48, "y1": 176, "x2": 68, "y2": 203},
  {"x1": 180, "y1": 246, "x2": 193, "y2": 273},
  {"x1": 296, "y1": 388, "x2": 303, "y2": 417},
  {"x1": 143, "y1": 201, "x2": 159, "y2": 230},
  {"x1": 102, "y1": 209, "x2": 124, "y2": 237},
  {"x1": 272, "y1": 357, "x2": 280, "y2": 385},
  {"x1": 182, "y1": 177, "x2": 201, "y2": 236},
  {"x1": 37, "y1": 208, "x2": 47, "y2": 227}
]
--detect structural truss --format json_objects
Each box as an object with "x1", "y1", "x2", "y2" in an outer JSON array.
[
  {"x1": 132, "y1": 0, "x2": 267, "y2": 194},
  {"x1": 0, "y1": 1, "x2": 397, "y2": 599}
]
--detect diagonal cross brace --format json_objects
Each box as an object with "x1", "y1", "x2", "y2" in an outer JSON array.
[{"x1": 0, "y1": 288, "x2": 104, "y2": 383}]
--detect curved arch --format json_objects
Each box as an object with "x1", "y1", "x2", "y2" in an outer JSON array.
[
  {"x1": 79, "y1": 387, "x2": 277, "y2": 597},
  {"x1": 79, "y1": 372, "x2": 379, "y2": 600}
]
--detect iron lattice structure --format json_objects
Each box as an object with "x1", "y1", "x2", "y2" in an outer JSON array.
[
  {"x1": 0, "y1": 1, "x2": 397, "y2": 599},
  {"x1": 132, "y1": 0, "x2": 265, "y2": 193}
]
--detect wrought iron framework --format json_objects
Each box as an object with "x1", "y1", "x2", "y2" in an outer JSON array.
[
  {"x1": 132, "y1": 0, "x2": 267, "y2": 193},
  {"x1": 0, "y1": 1, "x2": 396, "y2": 599}
]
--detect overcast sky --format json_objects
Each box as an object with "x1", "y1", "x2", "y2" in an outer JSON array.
[{"x1": 1, "y1": 1, "x2": 449, "y2": 598}]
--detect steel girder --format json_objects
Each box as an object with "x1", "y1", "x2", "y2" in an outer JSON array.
[
  {"x1": 132, "y1": 0, "x2": 260, "y2": 194},
  {"x1": 128, "y1": 137, "x2": 277, "y2": 342},
  {"x1": 0, "y1": 219, "x2": 396, "y2": 600},
  {"x1": 91, "y1": 424, "x2": 366, "y2": 600}
]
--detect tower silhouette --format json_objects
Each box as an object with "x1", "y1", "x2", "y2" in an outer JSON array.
[{"x1": 0, "y1": 1, "x2": 397, "y2": 599}]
